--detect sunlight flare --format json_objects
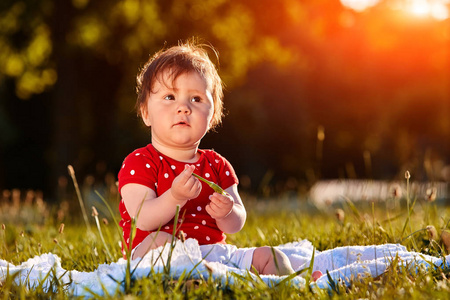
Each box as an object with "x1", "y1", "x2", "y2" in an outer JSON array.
[
  {"x1": 406, "y1": 0, "x2": 450, "y2": 20},
  {"x1": 340, "y1": 0, "x2": 380, "y2": 12},
  {"x1": 409, "y1": 0, "x2": 431, "y2": 16},
  {"x1": 340, "y1": 0, "x2": 450, "y2": 20}
]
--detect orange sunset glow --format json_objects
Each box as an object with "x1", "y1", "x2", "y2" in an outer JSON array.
[{"x1": 0, "y1": 0, "x2": 449, "y2": 194}]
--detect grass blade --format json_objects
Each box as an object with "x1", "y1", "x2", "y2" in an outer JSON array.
[{"x1": 305, "y1": 248, "x2": 316, "y2": 286}]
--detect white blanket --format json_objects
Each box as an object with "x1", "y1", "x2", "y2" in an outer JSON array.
[{"x1": 1, "y1": 239, "x2": 448, "y2": 297}]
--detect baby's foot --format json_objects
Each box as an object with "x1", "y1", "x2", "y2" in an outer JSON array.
[{"x1": 311, "y1": 270, "x2": 323, "y2": 282}]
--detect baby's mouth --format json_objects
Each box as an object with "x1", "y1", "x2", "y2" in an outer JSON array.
[{"x1": 174, "y1": 121, "x2": 190, "y2": 127}]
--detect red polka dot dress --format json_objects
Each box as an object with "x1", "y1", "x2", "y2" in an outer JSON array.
[{"x1": 118, "y1": 144, "x2": 239, "y2": 252}]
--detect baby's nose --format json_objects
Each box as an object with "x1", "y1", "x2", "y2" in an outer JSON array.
[{"x1": 177, "y1": 104, "x2": 191, "y2": 114}]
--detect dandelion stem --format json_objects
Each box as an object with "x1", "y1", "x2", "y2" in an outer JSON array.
[
  {"x1": 192, "y1": 173, "x2": 225, "y2": 194},
  {"x1": 400, "y1": 228, "x2": 427, "y2": 243},
  {"x1": 68, "y1": 165, "x2": 93, "y2": 236},
  {"x1": 406, "y1": 171, "x2": 412, "y2": 235},
  {"x1": 372, "y1": 201, "x2": 376, "y2": 244},
  {"x1": 316, "y1": 125, "x2": 325, "y2": 180},
  {"x1": 92, "y1": 206, "x2": 113, "y2": 262},
  {"x1": 401, "y1": 171, "x2": 412, "y2": 239}
]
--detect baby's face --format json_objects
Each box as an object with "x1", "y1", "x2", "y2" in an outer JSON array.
[{"x1": 141, "y1": 69, "x2": 215, "y2": 151}]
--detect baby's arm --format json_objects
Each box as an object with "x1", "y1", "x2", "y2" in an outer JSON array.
[
  {"x1": 205, "y1": 184, "x2": 246, "y2": 234},
  {"x1": 121, "y1": 165, "x2": 201, "y2": 231}
]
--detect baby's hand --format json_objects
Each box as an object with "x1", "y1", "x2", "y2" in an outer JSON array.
[
  {"x1": 170, "y1": 165, "x2": 202, "y2": 202},
  {"x1": 205, "y1": 192, "x2": 234, "y2": 220}
]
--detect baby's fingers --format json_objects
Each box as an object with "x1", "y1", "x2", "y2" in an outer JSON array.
[
  {"x1": 188, "y1": 179, "x2": 202, "y2": 197},
  {"x1": 205, "y1": 203, "x2": 215, "y2": 216},
  {"x1": 206, "y1": 202, "x2": 232, "y2": 220},
  {"x1": 180, "y1": 164, "x2": 196, "y2": 181},
  {"x1": 178, "y1": 165, "x2": 200, "y2": 187},
  {"x1": 209, "y1": 199, "x2": 222, "y2": 210},
  {"x1": 210, "y1": 192, "x2": 233, "y2": 204}
]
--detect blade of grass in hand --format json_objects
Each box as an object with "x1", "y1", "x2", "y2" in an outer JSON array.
[{"x1": 192, "y1": 173, "x2": 225, "y2": 194}]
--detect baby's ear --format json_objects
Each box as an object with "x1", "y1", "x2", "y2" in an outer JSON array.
[
  {"x1": 140, "y1": 105, "x2": 151, "y2": 127},
  {"x1": 207, "y1": 115, "x2": 215, "y2": 131}
]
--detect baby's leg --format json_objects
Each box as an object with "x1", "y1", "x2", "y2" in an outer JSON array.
[
  {"x1": 132, "y1": 231, "x2": 174, "y2": 259},
  {"x1": 252, "y1": 246, "x2": 295, "y2": 275}
]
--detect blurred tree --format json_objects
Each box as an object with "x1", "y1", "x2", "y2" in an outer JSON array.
[
  {"x1": 0, "y1": 0, "x2": 449, "y2": 198},
  {"x1": 0, "y1": 0, "x2": 298, "y2": 197},
  {"x1": 0, "y1": 1, "x2": 55, "y2": 99}
]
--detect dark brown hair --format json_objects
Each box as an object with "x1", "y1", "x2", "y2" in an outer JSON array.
[{"x1": 136, "y1": 40, "x2": 224, "y2": 129}]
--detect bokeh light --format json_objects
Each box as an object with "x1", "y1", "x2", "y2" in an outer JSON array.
[
  {"x1": 340, "y1": 0, "x2": 379, "y2": 12},
  {"x1": 341, "y1": 0, "x2": 450, "y2": 20}
]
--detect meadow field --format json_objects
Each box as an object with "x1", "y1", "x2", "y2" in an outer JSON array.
[{"x1": 1, "y1": 179, "x2": 450, "y2": 299}]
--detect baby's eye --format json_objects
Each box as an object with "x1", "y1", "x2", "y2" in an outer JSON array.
[
  {"x1": 164, "y1": 94, "x2": 175, "y2": 100},
  {"x1": 191, "y1": 96, "x2": 201, "y2": 103}
]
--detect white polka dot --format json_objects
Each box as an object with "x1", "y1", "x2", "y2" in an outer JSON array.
[
  {"x1": 122, "y1": 211, "x2": 127, "y2": 214},
  {"x1": 122, "y1": 164, "x2": 125, "y2": 169},
  {"x1": 197, "y1": 206, "x2": 202, "y2": 211},
  {"x1": 171, "y1": 165, "x2": 176, "y2": 170},
  {"x1": 202, "y1": 220, "x2": 206, "y2": 225},
  {"x1": 191, "y1": 214, "x2": 196, "y2": 217},
  {"x1": 165, "y1": 226, "x2": 169, "y2": 230},
  {"x1": 205, "y1": 173, "x2": 210, "y2": 178},
  {"x1": 196, "y1": 164, "x2": 200, "y2": 167},
  {"x1": 130, "y1": 170, "x2": 135, "y2": 175},
  {"x1": 164, "y1": 173, "x2": 169, "y2": 178},
  {"x1": 155, "y1": 183, "x2": 158, "y2": 188},
  {"x1": 126, "y1": 238, "x2": 130, "y2": 243},
  {"x1": 146, "y1": 164, "x2": 151, "y2": 168},
  {"x1": 225, "y1": 171, "x2": 230, "y2": 176},
  {"x1": 194, "y1": 226, "x2": 199, "y2": 229},
  {"x1": 209, "y1": 163, "x2": 212, "y2": 166},
  {"x1": 215, "y1": 160, "x2": 219, "y2": 163},
  {"x1": 206, "y1": 236, "x2": 210, "y2": 241},
  {"x1": 178, "y1": 218, "x2": 183, "y2": 223},
  {"x1": 159, "y1": 156, "x2": 163, "y2": 160},
  {"x1": 135, "y1": 153, "x2": 140, "y2": 156}
]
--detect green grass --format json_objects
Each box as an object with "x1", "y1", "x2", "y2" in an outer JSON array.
[{"x1": 1, "y1": 191, "x2": 450, "y2": 299}]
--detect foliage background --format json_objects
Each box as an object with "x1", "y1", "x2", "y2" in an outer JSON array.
[{"x1": 0, "y1": 0, "x2": 449, "y2": 200}]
